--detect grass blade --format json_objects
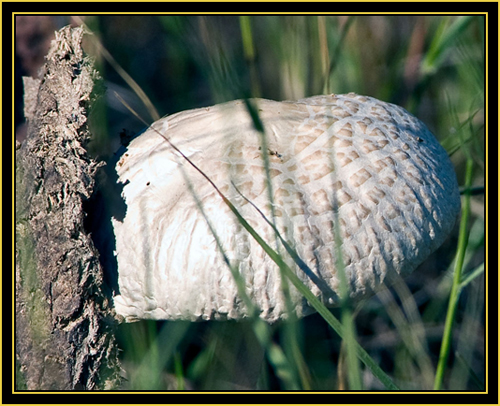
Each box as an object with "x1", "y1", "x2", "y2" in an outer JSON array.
[
  {"x1": 434, "y1": 158, "x2": 474, "y2": 390},
  {"x1": 421, "y1": 16, "x2": 474, "y2": 76}
]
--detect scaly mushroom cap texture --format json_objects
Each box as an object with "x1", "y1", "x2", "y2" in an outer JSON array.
[{"x1": 111, "y1": 93, "x2": 461, "y2": 322}]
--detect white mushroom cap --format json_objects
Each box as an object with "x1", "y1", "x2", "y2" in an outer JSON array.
[{"x1": 111, "y1": 93, "x2": 460, "y2": 322}]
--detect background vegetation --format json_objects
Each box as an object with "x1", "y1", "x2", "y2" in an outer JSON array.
[{"x1": 16, "y1": 14, "x2": 485, "y2": 391}]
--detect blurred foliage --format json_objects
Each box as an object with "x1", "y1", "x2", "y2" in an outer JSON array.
[{"x1": 17, "y1": 14, "x2": 484, "y2": 391}]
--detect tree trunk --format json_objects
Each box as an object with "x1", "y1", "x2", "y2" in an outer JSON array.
[{"x1": 15, "y1": 25, "x2": 121, "y2": 390}]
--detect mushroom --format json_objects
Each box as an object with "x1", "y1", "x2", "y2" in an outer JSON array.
[{"x1": 111, "y1": 93, "x2": 460, "y2": 323}]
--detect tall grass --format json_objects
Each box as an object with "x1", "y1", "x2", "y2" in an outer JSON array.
[{"x1": 79, "y1": 14, "x2": 485, "y2": 391}]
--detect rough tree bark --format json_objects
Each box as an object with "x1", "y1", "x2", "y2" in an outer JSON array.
[{"x1": 15, "y1": 26, "x2": 121, "y2": 390}]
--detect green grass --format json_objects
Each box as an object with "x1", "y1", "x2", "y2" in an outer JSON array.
[
  {"x1": 434, "y1": 158, "x2": 475, "y2": 390},
  {"x1": 79, "y1": 14, "x2": 485, "y2": 391}
]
